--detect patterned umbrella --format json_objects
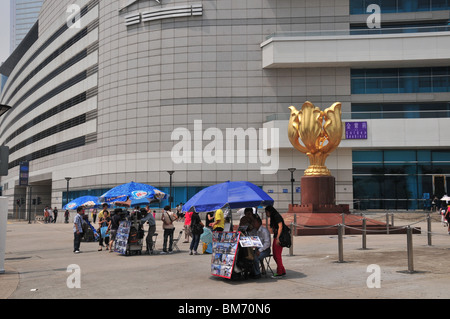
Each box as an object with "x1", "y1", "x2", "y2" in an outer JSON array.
[
  {"x1": 99, "y1": 181, "x2": 167, "y2": 203},
  {"x1": 63, "y1": 196, "x2": 102, "y2": 210}
]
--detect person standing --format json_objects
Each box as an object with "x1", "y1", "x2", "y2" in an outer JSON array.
[
  {"x1": 73, "y1": 207, "x2": 84, "y2": 253},
  {"x1": 189, "y1": 211, "x2": 204, "y2": 255},
  {"x1": 205, "y1": 211, "x2": 214, "y2": 229},
  {"x1": 109, "y1": 209, "x2": 123, "y2": 252},
  {"x1": 265, "y1": 205, "x2": 286, "y2": 278},
  {"x1": 44, "y1": 207, "x2": 49, "y2": 224},
  {"x1": 140, "y1": 208, "x2": 156, "y2": 254},
  {"x1": 53, "y1": 207, "x2": 58, "y2": 223},
  {"x1": 64, "y1": 209, "x2": 70, "y2": 223},
  {"x1": 210, "y1": 207, "x2": 224, "y2": 231},
  {"x1": 183, "y1": 210, "x2": 193, "y2": 243},
  {"x1": 98, "y1": 208, "x2": 110, "y2": 251},
  {"x1": 445, "y1": 205, "x2": 450, "y2": 234},
  {"x1": 161, "y1": 205, "x2": 177, "y2": 254},
  {"x1": 48, "y1": 207, "x2": 53, "y2": 223},
  {"x1": 92, "y1": 208, "x2": 97, "y2": 224},
  {"x1": 251, "y1": 216, "x2": 271, "y2": 278}
]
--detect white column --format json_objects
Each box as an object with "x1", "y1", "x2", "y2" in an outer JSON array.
[{"x1": 0, "y1": 197, "x2": 7, "y2": 274}]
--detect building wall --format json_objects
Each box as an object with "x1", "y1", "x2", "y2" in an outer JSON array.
[
  {"x1": 7, "y1": 0, "x2": 449, "y2": 216},
  {"x1": 10, "y1": 0, "x2": 44, "y2": 53}
]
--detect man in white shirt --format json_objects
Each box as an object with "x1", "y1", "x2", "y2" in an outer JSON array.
[
  {"x1": 73, "y1": 207, "x2": 85, "y2": 253},
  {"x1": 252, "y1": 215, "x2": 271, "y2": 278},
  {"x1": 161, "y1": 205, "x2": 177, "y2": 253}
]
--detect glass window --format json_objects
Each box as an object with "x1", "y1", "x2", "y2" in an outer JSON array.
[
  {"x1": 352, "y1": 67, "x2": 450, "y2": 95},
  {"x1": 353, "y1": 150, "x2": 383, "y2": 162},
  {"x1": 432, "y1": 151, "x2": 450, "y2": 161},
  {"x1": 350, "y1": 0, "x2": 450, "y2": 13},
  {"x1": 350, "y1": 0, "x2": 365, "y2": 14},
  {"x1": 382, "y1": 0, "x2": 399, "y2": 12},
  {"x1": 384, "y1": 150, "x2": 416, "y2": 162},
  {"x1": 351, "y1": 79, "x2": 366, "y2": 94},
  {"x1": 353, "y1": 150, "x2": 450, "y2": 210}
]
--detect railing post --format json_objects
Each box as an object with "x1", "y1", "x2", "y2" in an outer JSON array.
[
  {"x1": 341, "y1": 213, "x2": 345, "y2": 236},
  {"x1": 338, "y1": 224, "x2": 344, "y2": 263},
  {"x1": 293, "y1": 214, "x2": 297, "y2": 237},
  {"x1": 289, "y1": 222, "x2": 294, "y2": 256},
  {"x1": 362, "y1": 217, "x2": 367, "y2": 250},
  {"x1": 427, "y1": 213, "x2": 432, "y2": 246},
  {"x1": 407, "y1": 226, "x2": 414, "y2": 273},
  {"x1": 386, "y1": 213, "x2": 390, "y2": 234}
]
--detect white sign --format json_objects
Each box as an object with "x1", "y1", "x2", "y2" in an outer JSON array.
[{"x1": 124, "y1": 4, "x2": 203, "y2": 26}]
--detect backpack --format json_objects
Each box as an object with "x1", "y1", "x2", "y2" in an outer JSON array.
[{"x1": 278, "y1": 223, "x2": 292, "y2": 248}]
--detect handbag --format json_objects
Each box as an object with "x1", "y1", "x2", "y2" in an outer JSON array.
[
  {"x1": 278, "y1": 223, "x2": 291, "y2": 248},
  {"x1": 191, "y1": 222, "x2": 204, "y2": 235},
  {"x1": 100, "y1": 226, "x2": 109, "y2": 238}
]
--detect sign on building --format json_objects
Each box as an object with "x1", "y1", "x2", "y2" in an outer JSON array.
[{"x1": 345, "y1": 122, "x2": 368, "y2": 140}]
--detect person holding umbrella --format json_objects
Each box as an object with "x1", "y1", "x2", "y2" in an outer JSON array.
[{"x1": 265, "y1": 205, "x2": 286, "y2": 278}]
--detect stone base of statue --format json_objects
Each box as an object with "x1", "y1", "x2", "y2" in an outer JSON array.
[{"x1": 283, "y1": 176, "x2": 419, "y2": 236}]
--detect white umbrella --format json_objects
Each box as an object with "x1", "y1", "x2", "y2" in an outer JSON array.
[{"x1": 441, "y1": 195, "x2": 450, "y2": 202}]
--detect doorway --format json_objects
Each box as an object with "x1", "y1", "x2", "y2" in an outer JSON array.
[{"x1": 433, "y1": 175, "x2": 446, "y2": 198}]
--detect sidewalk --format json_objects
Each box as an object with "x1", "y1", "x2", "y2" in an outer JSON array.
[{"x1": 1, "y1": 214, "x2": 450, "y2": 299}]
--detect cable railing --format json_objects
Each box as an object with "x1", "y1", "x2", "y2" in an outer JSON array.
[{"x1": 286, "y1": 212, "x2": 449, "y2": 272}]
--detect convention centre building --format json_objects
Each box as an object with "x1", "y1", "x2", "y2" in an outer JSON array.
[{"x1": 1, "y1": 0, "x2": 450, "y2": 218}]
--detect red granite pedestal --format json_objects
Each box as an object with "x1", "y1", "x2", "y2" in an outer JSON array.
[{"x1": 283, "y1": 175, "x2": 419, "y2": 235}]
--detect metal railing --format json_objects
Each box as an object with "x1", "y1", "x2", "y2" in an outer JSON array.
[{"x1": 287, "y1": 211, "x2": 449, "y2": 273}]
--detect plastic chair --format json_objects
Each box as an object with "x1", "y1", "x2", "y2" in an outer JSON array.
[
  {"x1": 260, "y1": 254, "x2": 274, "y2": 277},
  {"x1": 172, "y1": 230, "x2": 183, "y2": 252},
  {"x1": 150, "y1": 233, "x2": 158, "y2": 254}
]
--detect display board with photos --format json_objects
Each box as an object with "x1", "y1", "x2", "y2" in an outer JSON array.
[
  {"x1": 114, "y1": 220, "x2": 131, "y2": 255},
  {"x1": 210, "y1": 231, "x2": 240, "y2": 279}
]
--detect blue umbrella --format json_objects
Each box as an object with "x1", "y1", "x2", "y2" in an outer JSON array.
[
  {"x1": 182, "y1": 181, "x2": 274, "y2": 213},
  {"x1": 63, "y1": 196, "x2": 102, "y2": 210},
  {"x1": 99, "y1": 181, "x2": 167, "y2": 203},
  {"x1": 130, "y1": 198, "x2": 152, "y2": 207}
]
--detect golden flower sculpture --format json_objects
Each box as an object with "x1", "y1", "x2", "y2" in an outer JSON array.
[{"x1": 288, "y1": 101, "x2": 343, "y2": 176}]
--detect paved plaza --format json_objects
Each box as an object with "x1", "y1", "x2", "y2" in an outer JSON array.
[{"x1": 1, "y1": 212, "x2": 450, "y2": 302}]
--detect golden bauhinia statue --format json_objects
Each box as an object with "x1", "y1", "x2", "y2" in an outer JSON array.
[{"x1": 288, "y1": 101, "x2": 343, "y2": 176}]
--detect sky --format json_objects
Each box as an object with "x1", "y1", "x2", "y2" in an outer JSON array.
[{"x1": 0, "y1": 0, "x2": 10, "y2": 64}]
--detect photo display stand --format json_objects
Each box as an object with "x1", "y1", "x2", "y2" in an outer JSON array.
[
  {"x1": 210, "y1": 231, "x2": 240, "y2": 279},
  {"x1": 114, "y1": 220, "x2": 131, "y2": 255}
]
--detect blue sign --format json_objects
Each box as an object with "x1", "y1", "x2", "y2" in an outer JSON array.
[
  {"x1": 345, "y1": 122, "x2": 367, "y2": 140},
  {"x1": 19, "y1": 161, "x2": 29, "y2": 186}
]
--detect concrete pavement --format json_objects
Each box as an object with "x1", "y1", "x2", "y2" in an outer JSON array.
[{"x1": 1, "y1": 212, "x2": 450, "y2": 301}]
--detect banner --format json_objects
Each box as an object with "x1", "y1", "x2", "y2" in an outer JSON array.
[{"x1": 114, "y1": 221, "x2": 131, "y2": 255}]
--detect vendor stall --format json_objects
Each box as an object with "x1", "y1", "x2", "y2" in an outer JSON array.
[{"x1": 210, "y1": 230, "x2": 263, "y2": 280}]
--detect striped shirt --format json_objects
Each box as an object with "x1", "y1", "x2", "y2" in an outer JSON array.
[{"x1": 73, "y1": 214, "x2": 84, "y2": 233}]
